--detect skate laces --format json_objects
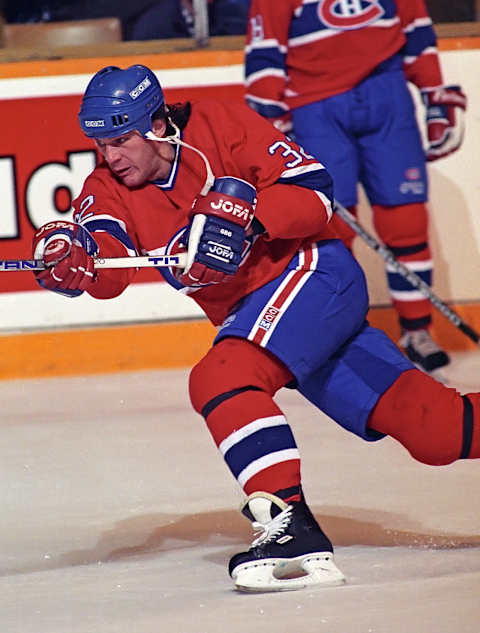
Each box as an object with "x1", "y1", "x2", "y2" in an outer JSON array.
[{"x1": 250, "y1": 505, "x2": 293, "y2": 547}]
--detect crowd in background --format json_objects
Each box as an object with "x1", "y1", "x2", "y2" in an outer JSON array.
[
  {"x1": 0, "y1": 0, "x2": 477, "y2": 42},
  {"x1": 0, "y1": 0, "x2": 250, "y2": 39}
]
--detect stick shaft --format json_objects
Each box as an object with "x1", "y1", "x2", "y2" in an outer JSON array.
[
  {"x1": 335, "y1": 201, "x2": 480, "y2": 345},
  {"x1": 0, "y1": 253, "x2": 188, "y2": 272}
]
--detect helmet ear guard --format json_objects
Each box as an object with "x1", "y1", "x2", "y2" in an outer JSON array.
[{"x1": 78, "y1": 64, "x2": 165, "y2": 139}]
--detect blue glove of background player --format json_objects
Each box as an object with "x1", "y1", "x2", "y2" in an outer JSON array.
[{"x1": 180, "y1": 177, "x2": 257, "y2": 286}]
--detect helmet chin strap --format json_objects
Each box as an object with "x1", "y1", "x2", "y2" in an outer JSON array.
[{"x1": 145, "y1": 119, "x2": 215, "y2": 195}]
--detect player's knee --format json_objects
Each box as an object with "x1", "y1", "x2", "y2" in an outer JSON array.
[
  {"x1": 372, "y1": 203, "x2": 428, "y2": 249},
  {"x1": 189, "y1": 337, "x2": 293, "y2": 416},
  {"x1": 368, "y1": 369, "x2": 475, "y2": 466},
  {"x1": 188, "y1": 348, "x2": 240, "y2": 415}
]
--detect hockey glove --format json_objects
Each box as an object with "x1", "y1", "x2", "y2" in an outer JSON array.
[
  {"x1": 32, "y1": 221, "x2": 98, "y2": 297},
  {"x1": 421, "y1": 85, "x2": 467, "y2": 161},
  {"x1": 180, "y1": 177, "x2": 257, "y2": 286}
]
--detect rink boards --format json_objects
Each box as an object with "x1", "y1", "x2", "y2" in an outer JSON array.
[{"x1": 0, "y1": 38, "x2": 479, "y2": 377}]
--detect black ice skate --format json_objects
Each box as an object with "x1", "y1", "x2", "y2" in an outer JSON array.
[
  {"x1": 229, "y1": 491, "x2": 345, "y2": 592},
  {"x1": 400, "y1": 328, "x2": 450, "y2": 373}
]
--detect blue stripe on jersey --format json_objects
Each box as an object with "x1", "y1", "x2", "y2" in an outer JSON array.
[
  {"x1": 278, "y1": 167, "x2": 333, "y2": 199},
  {"x1": 403, "y1": 24, "x2": 436, "y2": 58},
  {"x1": 224, "y1": 425, "x2": 297, "y2": 479},
  {"x1": 245, "y1": 47, "x2": 286, "y2": 78},
  {"x1": 289, "y1": 0, "x2": 397, "y2": 39},
  {"x1": 246, "y1": 97, "x2": 286, "y2": 119},
  {"x1": 289, "y1": 3, "x2": 325, "y2": 38},
  {"x1": 82, "y1": 218, "x2": 137, "y2": 252},
  {"x1": 387, "y1": 268, "x2": 432, "y2": 291}
]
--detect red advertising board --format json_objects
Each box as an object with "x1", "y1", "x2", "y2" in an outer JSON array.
[{"x1": 0, "y1": 82, "x2": 244, "y2": 293}]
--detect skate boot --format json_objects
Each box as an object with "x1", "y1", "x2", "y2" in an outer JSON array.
[
  {"x1": 229, "y1": 491, "x2": 345, "y2": 592},
  {"x1": 400, "y1": 328, "x2": 450, "y2": 373}
]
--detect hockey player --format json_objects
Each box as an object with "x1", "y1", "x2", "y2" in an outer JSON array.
[
  {"x1": 244, "y1": 0, "x2": 467, "y2": 374},
  {"x1": 32, "y1": 65, "x2": 478, "y2": 592}
]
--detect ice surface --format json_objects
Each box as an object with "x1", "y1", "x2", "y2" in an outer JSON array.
[{"x1": 0, "y1": 351, "x2": 478, "y2": 633}]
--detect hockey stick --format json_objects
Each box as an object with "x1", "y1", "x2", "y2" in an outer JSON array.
[
  {"x1": 334, "y1": 200, "x2": 480, "y2": 346},
  {"x1": 0, "y1": 253, "x2": 188, "y2": 272}
]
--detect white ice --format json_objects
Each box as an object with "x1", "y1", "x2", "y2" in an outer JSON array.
[{"x1": 0, "y1": 351, "x2": 479, "y2": 633}]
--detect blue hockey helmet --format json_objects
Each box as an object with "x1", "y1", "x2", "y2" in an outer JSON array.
[{"x1": 78, "y1": 65, "x2": 164, "y2": 138}]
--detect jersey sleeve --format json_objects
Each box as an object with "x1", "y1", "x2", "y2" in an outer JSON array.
[
  {"x1": 244, "y1": 0, "x2": 298, "y2": 118},
  {"x1": 72, "y1": 169, "x2": 139, "y2": 299},
  {"x1": 397, "y1": 0, "x2": 443, "y2": 89},
  {"x1": 213, "y1": 102, "x2": 334, "y2": 239}
]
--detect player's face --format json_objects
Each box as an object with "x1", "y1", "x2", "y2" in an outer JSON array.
[{"x1": 95, "y1": 130, "x2": 173, "y2": 187}]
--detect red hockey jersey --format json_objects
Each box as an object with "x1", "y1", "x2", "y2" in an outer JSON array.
[
  {"x1": 245, "y1": 0, "x2": 444, "y2": 115},
  {"x1": 72, "y1": 100, "x2": 336, "y2": 326}
]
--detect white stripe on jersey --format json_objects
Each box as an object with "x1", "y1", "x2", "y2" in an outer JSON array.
[
  {"x1": 404, "y1": 46, "x2": 438, "y2": 65},
  {"x1": 386, "y1": 259, "x2": 433, "y2": 274},
  {"x1": 82, "y1": 214, "x2": 136, "y2": 256},
  {"x1": 245, "y1": 67, "x2": 287, "y2": 85},
  {"x1": 237, "y1": 448, "x2": 300, "y2": 487},
  {"x1": 82, "y1": 213, "x2": 128, "y2": 233},
  {"x1": 403, "y1": 17, "x2": 433, "y2": 33},
  {"x1": 390, "y1": 289, "x2": 429, "y2": 301},
  {"x1": 289, "y1": 28, "x2": 337, "y2": 48},
  {"x1": 278, "y1": 165, "x2": 333, "y2": 220},
  {"x1": 315, "y1": 191, "x2": 333, "y2": 221},
  {"x1": 245, "y1": 39, "x2": 288, "y2": 54},
  {"x1": 279, "y1": 162, "x2": 327, "y2": 177},
  {"x1": 219, "y1": 415, "x2": 288, "y2": 456},
  {"x1": 289, "y1": 17, "x2": 400, "y2": 48},
  {"x1": 247, "y1": 245, "x2": 318, "y2": 347}
]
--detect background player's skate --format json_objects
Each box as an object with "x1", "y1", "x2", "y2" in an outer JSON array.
[{"x1": 334, "y1": 202, "x2": 480, "y2": 353}]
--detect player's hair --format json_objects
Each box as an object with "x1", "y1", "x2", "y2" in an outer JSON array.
[{"x1": 152, "y1": 102, "x2": 192, "y2": 135}]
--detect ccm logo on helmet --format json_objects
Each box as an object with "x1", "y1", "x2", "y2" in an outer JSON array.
[
  {"x1": 129, "y1": 76, "x2": 152, "y2": 99},
  {"x1": 84, "y1": 120, "x2": 105, "y2": 128},
  {"x1": 210, "y1": 198, "x2": 252, "y2": 222}
]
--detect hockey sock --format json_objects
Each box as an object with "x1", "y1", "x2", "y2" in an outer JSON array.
[
  {"x1": 373, "y1": 202, "x2": 432, "y2": 331},
  {"x1": 368, "y1": 369, "x2": 479, "y2": 464},
  {"x1": 189, "y1": 338, "x2": 302, "y2": 500}
]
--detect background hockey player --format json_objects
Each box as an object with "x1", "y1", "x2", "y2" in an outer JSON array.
[
  {"x1": 244, "y1": 0, "x2": 467, "y2": 374},
  {"x1": 32, "y1": 64, "x2": 478, "y2": 592}
]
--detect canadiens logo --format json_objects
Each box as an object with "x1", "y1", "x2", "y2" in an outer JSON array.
[
  {"x1": 400, "y1": 168, "x2": 425, "y2": 195},
  {"x1": 405, "y1": 167, "x2": 421, "y2": 181},
  {"x1": 318, "y1": 0, "x2": 385, "y2": 30}
]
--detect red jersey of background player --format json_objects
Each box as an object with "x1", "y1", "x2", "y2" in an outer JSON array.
[{"x1": 245, "y1": 0, "x2": 444, "y2": 113}]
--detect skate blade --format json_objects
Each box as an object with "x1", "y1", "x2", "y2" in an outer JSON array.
[{"x1": 232, "y1": 553, "x2": 346, "y2": 593}]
